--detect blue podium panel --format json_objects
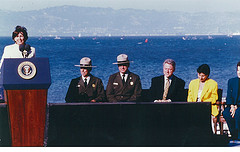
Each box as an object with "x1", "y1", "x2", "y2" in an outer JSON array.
[{"x1": 1, "y1": 58, "x2": 51, "y2": 90}]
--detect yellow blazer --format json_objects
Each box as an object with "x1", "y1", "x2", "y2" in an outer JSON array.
[{"x1": 187, "y1": 78, "x2": 218, "y2": 116}]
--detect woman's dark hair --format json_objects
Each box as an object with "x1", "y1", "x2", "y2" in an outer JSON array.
[
  {"x1": 197, "y1": 64, "x2": 210, "y2": 76},
  {"x1": 12, "y1": 25, "x2": 28, "y2": 42},
  {"x1": 237, "y1": 61, "x2": 240, "y2": 67}
]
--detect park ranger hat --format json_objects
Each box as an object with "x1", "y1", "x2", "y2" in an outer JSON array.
[
  {"x1": 113, "y1": 54, "x2": 133, "y2": 64},
  {"x1": 75, "y1": 57, "x2": 96, "y2": 68}
]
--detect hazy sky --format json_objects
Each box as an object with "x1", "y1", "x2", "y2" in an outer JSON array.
[{"x1": 1, "y1": 0, "x2": 240, "y2": 12}]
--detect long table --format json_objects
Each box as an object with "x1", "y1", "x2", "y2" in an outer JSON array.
[
  {"x1": 46, "y1": 102, "x2": 228, "y2": 146},
  {"x1": 0, "y1": 102, "x2": 229, "y2": 146},
  {"x1": 0, "y1": 103, "x2": 11, "y2": 146}
]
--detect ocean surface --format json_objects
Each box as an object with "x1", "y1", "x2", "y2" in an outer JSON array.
[{"x1": 0, "y1": 35, "x2": 240, "y2": 103}]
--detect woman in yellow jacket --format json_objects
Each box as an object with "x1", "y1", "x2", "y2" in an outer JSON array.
[{"x1": 187, "y1": 64, "x2": 218, "y2": 117}]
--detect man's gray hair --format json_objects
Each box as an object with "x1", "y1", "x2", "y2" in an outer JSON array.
[{"x1": 163, "y1": 59, "x2": 176, "y2": 70}]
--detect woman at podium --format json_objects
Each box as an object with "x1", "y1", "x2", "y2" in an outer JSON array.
[
  {"x1": 0, "y1": 25, "x2": 36, "y2": 102},
  {"x1": 0, "y1": 25, "x2": 36, "y2": 69}
]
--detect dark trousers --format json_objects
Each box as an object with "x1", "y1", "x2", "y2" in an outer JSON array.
[{"x1": 223, "y1": 107, "x2": 240, "y2": 140}]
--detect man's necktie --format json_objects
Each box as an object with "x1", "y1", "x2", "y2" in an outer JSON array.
[
  {"x1": 84, "y1": 78, "x2": 87, "y2": 87},
  {"x1": 163, "y1": 78, "x2": 170, "y2": 100},
  {"x1": 122, "y1": 74, "x2": 125, "y2": 85}
]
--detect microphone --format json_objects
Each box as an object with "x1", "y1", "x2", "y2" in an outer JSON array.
[
  {"x1": 19, "y1": 44, "x2": 25, "y2": 52},
  {"x1": 19, "y1": 44, "x2": 31, "y2": 58},
  {"x1": 24, "y1": 44, "x2": 31, "y2": 58}
]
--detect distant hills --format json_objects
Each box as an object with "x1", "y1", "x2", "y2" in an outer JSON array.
[{"x1": 1, "y1": 5, "x2": 240, "y2": 36}]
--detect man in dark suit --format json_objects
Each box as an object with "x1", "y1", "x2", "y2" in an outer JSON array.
[
  {"x1": 106, "y1": 54, "x2": 142, "y2": 102},
  {"x1": 223, "y1": 61, "x2": 240, "y2": 140},
  {"x1": 65, "y1": 57, "x2": 105, "y2": 103},
  {"x1": 150, "y1": 59, "x2": 185, "y2": 102}
]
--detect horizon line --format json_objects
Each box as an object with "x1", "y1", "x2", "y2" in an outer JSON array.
[{"x1": 1, "y1": 5, "x2": 240, "y2": 13}]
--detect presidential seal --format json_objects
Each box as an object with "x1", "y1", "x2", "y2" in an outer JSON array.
[{"x1": 18, "y1": 61, "x2": 37, "y2": 80}]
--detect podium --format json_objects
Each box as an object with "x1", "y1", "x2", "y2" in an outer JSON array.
[{"x1": 0, "y1": 58, "x2": 51, "y2": 146}]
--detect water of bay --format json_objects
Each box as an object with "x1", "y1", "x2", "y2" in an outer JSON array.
[{"x1": 0, "y1": 35, "x2": 240, "y2": 103}]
